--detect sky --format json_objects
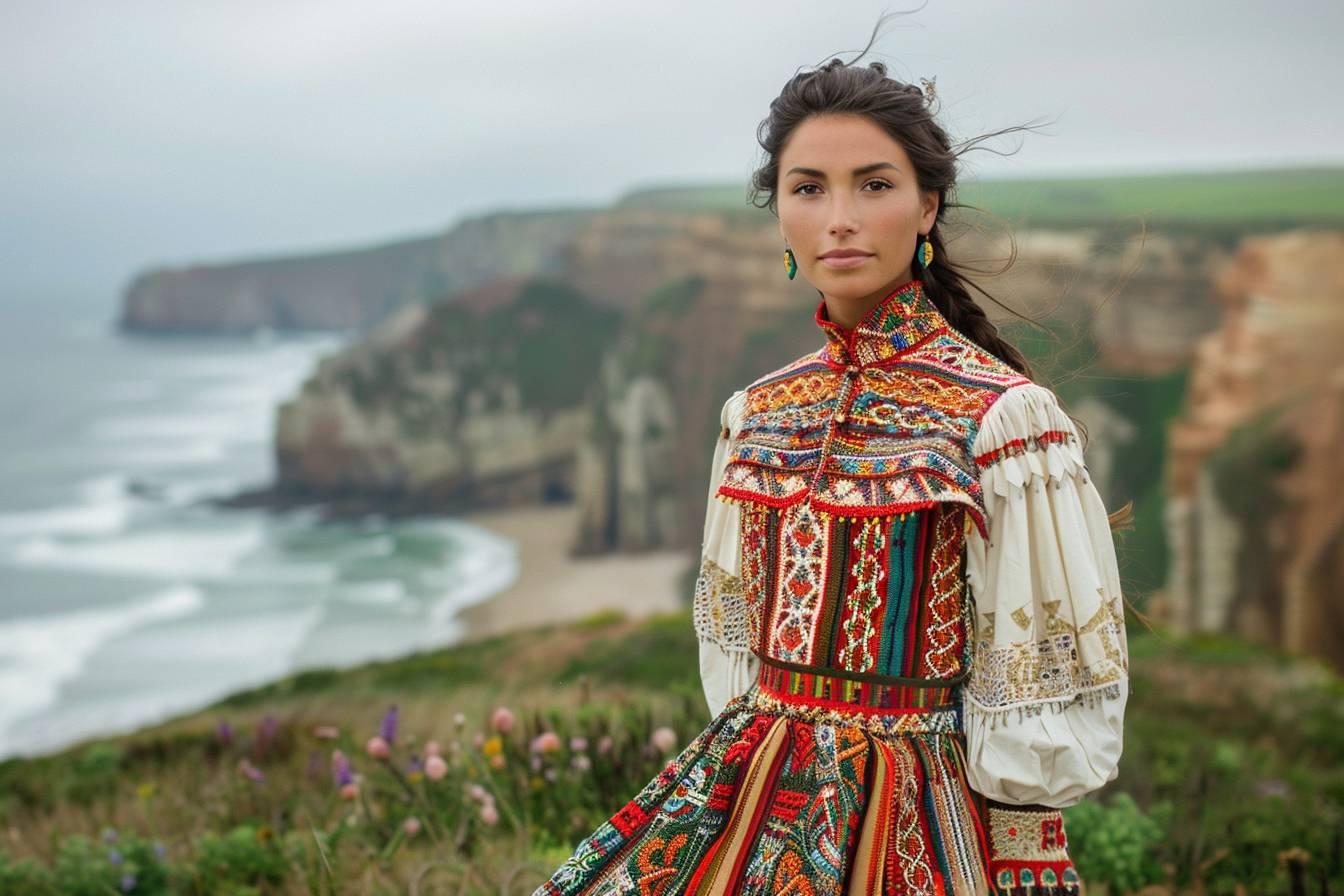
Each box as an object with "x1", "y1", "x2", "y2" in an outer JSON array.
[{"x1": 3, "y1": 0, "x2": 1342, "y2": 307}]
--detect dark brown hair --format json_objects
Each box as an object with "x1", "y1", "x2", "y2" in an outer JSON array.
[{"x1": 749, "y1": 11, "x2": 1135, "y2": 535}]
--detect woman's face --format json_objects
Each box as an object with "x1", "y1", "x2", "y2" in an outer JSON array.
[{"x1": 776, "y1": 113, "x2": 938, "y2": 326}]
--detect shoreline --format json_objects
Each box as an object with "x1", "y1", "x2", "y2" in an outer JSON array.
[{"x1": 452, "y1": 503, "x2": 693, "y2": 641}]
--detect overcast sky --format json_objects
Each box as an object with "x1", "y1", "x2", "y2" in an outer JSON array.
[{"x1": 3, "y1": 0, "x2": 1341, "y2": 307}]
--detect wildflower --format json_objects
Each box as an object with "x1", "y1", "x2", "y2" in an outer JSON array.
[
  {"x1": 424, "y1": 740, "x2": 442, "y2": 758},
  {"x1": 152, "y1": 842, "x2": 166, "y2": 861},
  {"x1": 366, "y1": 735, "x2": 390, "y2": 760},
  {"x1": 339, "y1": 782, "x2": 359, "y2": 800},
  {"x1": 425, "y1": 755, "x2": 448, "y2": 781},
  {"x1": 544, "y1": 767, "x2": 558, "y2": 782},
  {"x1": 135, "y1": 782, "x2": 156, "y2": 800},
  {"x1": 108, "y1": 848, "x2": 123, "y2": 866},
  {"x1": 489, "y1": 753, "x2": 505, "y2": 769},
  {"x1": 491, "y1": 706, "x2": 515, "y2": 734},
  {"x1": 467, "y1": 783, "x2": 488, "y2": 802},
  {"x1": 120, "y1": 872, "x2": 137, "y2": 893},
  {"x1": 332, "y1": 750, "x2": 354, "y2": 787},
  {"x1": 530, "y1": 754, "x2": 543, "y2": 772},
  {"x1": 257, "y1": 714, "x2": 279, "y2": 751},
  {"x1": 215, "y1": 720, "x2": 233, "y2": 745},
  {"x1": 380, "y1": 705, "x2": 399, "y2": 745},
  {"x1": 597, "y1": 735, "x2": 614, "y2": 755},
  {"x1": 238, "y1": 758, "x2": 265, "y2": 783},
  {"x1": 313, "y1": 724, "x2": 340, "y2": 740},
  {"x1": 101, "y1": 828, "x2": 119, "y2": 845},
  {"x1": 480, "y1": 802, "x2": 500, "y2": 826},
  {"x1": 472, "y1": 731, "x2": 485, "y2": 749},
  {"x1": 572, "y1": 754, "x2": 592, "y2": 773},
  {"x1": 453, "y1": 711, "x2": 466, "y2": 728},
  {"x1": 531, "y1": 731, "x2": 561, "y2": 754},
  {"x1": 650, "y1": 726, "x2": 677, "y2": 754},
  {"x1": 482, "y1": 736, "x2": 503, "y2": 758},
  {"x1": 570, "y1": 736, "x2": 588, "y2": 752},
  {"x1": 255, "y1": 826, "x2": 274, "y2": 844},
  {"x1": 403, "y1": 816, "x2": 421, "y2": 837}
]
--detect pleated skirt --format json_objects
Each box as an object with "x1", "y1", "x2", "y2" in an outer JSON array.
[{"x1": 532, "y1": 682, "x2": 1049, "y2": 896}]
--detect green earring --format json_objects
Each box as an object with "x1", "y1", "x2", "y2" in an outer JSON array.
[
  {"x1": 916, "y1": 233, "x2": 934, "y2": 270},
  {"x1": 783, "y1": 247, "x2": 798, "y2": 280}
]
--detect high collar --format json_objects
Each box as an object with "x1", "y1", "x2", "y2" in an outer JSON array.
[{"x1": 813, "y1": 277, "x2": 949, "y2": 368}]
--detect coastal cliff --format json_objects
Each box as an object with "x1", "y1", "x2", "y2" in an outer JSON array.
[
  {"x1": 118, "y1": 208, "x2": 597, "y2": 334},
  {"x1": 1162, "y1": 229, "x2": 1344, "y2": 672}
]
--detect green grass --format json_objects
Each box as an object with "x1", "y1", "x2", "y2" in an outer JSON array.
[{"x1": 616, "y1": 166, "x2": 1344, "y2": 229}]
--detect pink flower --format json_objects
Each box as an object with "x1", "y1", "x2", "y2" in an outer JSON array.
[
  {"x1": 491, "y1": 706, "x2": 515, "y2": 734},
  {"x1": 423, "y1": 740, "x2": 442, "y2": 758},
  {"x1": 650, "y1": 727, "x2": 677, "y2": 754},
  {"x1": 479, "y1": 802, "x2": 499, "y2": 826},
  {"x1": 472, "y1": 732, "x2": 485, "y2": 749},
  {"x1": 597, "y1": 735, "x2": 614, "y2": 755},
  {"x1": 569, "y1": 736, "x2": 588, "y2": 752},
  {"x1": 237, "y1": 758, "x2": 265, "y2": 784},
  {"x1": 402, "y1": 817, "x2": 421, "y2": 837},
  {"x1": 489, "y1": 754, "x2": 505, "y2": 769},
  {"x1": 571, "y1": 754, "x2": 592, "y2": 773},
  {"x1": 424, "y1": 755, "x2": 448, "y2": 781},
  {"x1": 467, "y1": 783, "x2": 489, "y2": 803},
  {"x1": 313, "y1": 725, "x2": 340, "y2": 740},
  {"x1": 531, "y1": 731, "x2": 561, "y2": 754},
  {"x1": 366, "y1": 736, "x2": 390, "y2": 760},
  {"x1": 339, "y1": 782, "x2": 359, "y2": 800}
]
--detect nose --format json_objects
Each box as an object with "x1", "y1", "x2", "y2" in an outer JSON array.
[{"x1": 827, "y1": 193, "x2": 859, "y2": 237}]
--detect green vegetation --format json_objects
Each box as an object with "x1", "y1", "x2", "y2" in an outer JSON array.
[
  {"x1": 618, "y1": 166, "x2": 1344, "y2": 232},
  {"x1": 0, "y1": 609, "x2": 1340, "y2": 894}
]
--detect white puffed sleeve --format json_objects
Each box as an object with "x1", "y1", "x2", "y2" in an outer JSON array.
[
  {"x1": 962, "y1": 382, "x2": 1129, "y2": 808},
  {"x1": 691, "y1": 388, "x2": 759, "y2": 719}
]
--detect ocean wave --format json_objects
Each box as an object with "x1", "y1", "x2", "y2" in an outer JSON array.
[{"x1": 0, "y1": 584, "x2": 205, "y2": 758}]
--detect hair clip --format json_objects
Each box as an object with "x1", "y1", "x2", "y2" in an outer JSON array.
[{"x1": 919, "y1": 76, "x2": 937, "y2": 105}]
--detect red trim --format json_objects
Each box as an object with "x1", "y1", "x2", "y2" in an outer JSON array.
[{"x1": 973, "y1": 429, "x2": 1073, "y2": 468}]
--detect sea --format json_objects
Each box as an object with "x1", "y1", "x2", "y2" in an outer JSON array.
[{"x1": 0, "y1": 295, "x2": 518, "y2": 760}]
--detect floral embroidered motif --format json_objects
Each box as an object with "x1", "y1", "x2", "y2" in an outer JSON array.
[{"x1": 769, "y1": 501, "x2": 828, "y2": 663}]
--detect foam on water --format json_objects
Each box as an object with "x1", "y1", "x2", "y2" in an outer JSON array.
[
  {"x1": 0, "y1": 585, "x2": 205, "y2": 757},
  {"x1": 10, "y1": 523, "x2": 266, "y2": 580}
]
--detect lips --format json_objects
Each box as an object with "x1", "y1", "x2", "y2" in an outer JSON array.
[{"x1": 819, "y1": 250, "x2": 873, "y2": 259}]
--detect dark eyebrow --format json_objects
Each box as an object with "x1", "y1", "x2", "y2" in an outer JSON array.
[{"x1": 785, "y1": 162, "x2": 899, "y2": 178}]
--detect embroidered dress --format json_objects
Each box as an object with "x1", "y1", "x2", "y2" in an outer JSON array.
[{"x1": 534, "y1": 278, "x2": 1129, "y2": 896}]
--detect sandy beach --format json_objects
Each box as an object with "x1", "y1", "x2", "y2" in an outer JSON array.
[{"x1": 454, "y1": 503, "x2": 694, "y2": 640}]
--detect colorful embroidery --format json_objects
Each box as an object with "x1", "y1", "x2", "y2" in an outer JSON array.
[
  {"x1": 717, "y1": 279, "x2": 1030, "y2": 539},
  {"x1": 533, "y1": 278, "x2": 1116, "y2": 896}
]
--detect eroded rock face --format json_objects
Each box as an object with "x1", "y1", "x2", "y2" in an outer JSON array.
[
  {"x1": 1162, "y1": 230, "x2": 1344, "y2": 671},
  {"x1": 119, "y1": 209, "x2": 598, "y2": 334},
  {"x1": 219, "y1": 198, "x2": 1239, "y2": 566}
]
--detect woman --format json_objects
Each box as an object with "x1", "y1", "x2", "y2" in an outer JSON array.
[{"x1": 534, "y1": 36, "x2": 1130, "y2": 896}]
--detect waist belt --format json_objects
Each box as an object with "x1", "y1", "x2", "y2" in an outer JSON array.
[{"x1": 753, "y1": 650, "x2": 967, "y2": 713}]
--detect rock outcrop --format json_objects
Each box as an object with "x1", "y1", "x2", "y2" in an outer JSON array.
[
  {"x1": 119, "y1": 209, "x2": 598, "y2": 334},
  {"x1": 1162, "y1": 229, "x2": 1344, "y2": 672}
]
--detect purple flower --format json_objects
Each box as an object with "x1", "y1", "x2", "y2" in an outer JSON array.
[
  {"x1": 107, "y1": 848, "x2": 123, "y2": 866},
  {"x1": 408, "y1": 754, "x2": 423, "y2": 774},
  {"x1": 237, "y1": 758, "x2": 266, "y2": 783},
  {"x1": 120, "y1": 871, "x2": 137, "y2": 893},
  {"x1": 380, "y1": 704, "x2": 399, "y2": 745},
  {"x1": 101, "y1": 827, "x2": 119, "y2": 845},
  {"x1": 152, "y1": 841, "x2": 166, "y2": 860},
  {"x1": 215, "y1": 721, "x2": 233, "y2": 745},
  {"x1": 332, "y1": 750, "x2": 354, "y2": 787},
  {"x1": 257, "y1": 715, "x2": 279, "y2": 751}
]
